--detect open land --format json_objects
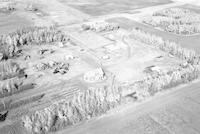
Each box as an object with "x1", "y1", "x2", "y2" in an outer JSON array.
[
  {"x1": 58, "y1": 0, "x2": 172, "y2": 16},
  {"x1": 0, "y1": 0, "x2": 200, "y2": 134}
]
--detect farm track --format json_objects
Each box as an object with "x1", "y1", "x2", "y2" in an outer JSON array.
[
  {"x1": 1, "y1": 71, "x2": 81, "y2": 103},
  {"x1": 28, "y1": 86, "x2": 81, "y2": 112},
  {"x1": 2, "y1": 82, "x2": 83, "y2": 123}
]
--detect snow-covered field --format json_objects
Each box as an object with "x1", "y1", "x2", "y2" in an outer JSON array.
[{"x1": 173, "y1": 0, "x2": 200, "y2": 5}]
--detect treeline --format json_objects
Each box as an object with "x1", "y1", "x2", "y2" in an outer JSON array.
[
  {"x1": 153, "y1": 8, "x2": 192, "y2": 19},
  {"x1": 0, "y1": 26, "x2": 68, "y2": 59},
  {"x1": 21, "y1": 28, "x2": 200, "y2": 134},
  {"x1": 81, "y1": 22, "x2": 120, "y2": 33},
  {"x1": 123, "y1": 63, "x2": 200, "y2": 99},
  {"x1": 143, "y1": 8, "x2": 200, "y2": 35},
  {"x1": 22, "y1": 84, "x2": 122, "y2": 134},
  {"x1": 129, "y1": 28, "x2": 199, "y2": 64},
  {"x1": 120, "y1": 28, "x2": 200, "y2": 98}
]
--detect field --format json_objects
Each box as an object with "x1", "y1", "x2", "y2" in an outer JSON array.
[
  {"x1": 0, "y1": 13, "x2": 32, "y2": 34},
  {"x1": 178, "y1": 4, "x2": 200, "y2": 13},
  {"x1": 58, "y1": 0, "x2": 172, "y2": 16},
  {"x1": 0, "y1": 0, "x2": 89, "y2": 34},
  {"x1": 0, "y1": 0, "x2": 53, "y2": 34},
  {"x1": 1, "y1": 0, "x2": 200, "y2": 134}
]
